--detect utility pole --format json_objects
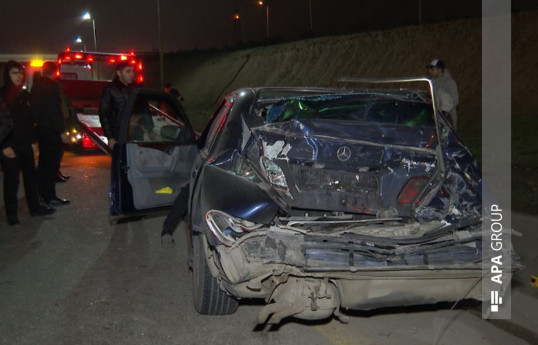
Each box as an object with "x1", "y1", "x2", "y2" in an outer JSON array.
[{"x1": 157, "y1": 0, "x2": 164, "y2": 86}]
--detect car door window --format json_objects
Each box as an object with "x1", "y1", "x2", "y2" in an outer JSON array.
[{"x1": 128, "y1": 95, "x2": 192, "y2": 144}]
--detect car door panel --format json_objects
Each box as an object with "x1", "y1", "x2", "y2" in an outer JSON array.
[
  {"x1": 110, "y1": 89, "x2": 197, "y2": 217},
  {"x1": 126, "y1": 143, "x2": 197, "y2": 210}
]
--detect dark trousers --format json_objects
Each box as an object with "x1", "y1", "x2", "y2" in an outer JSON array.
[
  {"x1": 162, "y1": 184, "x2": 190, "y2": 236},
  {"x1": 38, "y1": 134, "x2": 63, "y2": 203},
  {"x1": 0, "y1": 144, "x2": 41, "y2": 218}
]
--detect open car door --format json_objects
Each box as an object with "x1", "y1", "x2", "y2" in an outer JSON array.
[{"x1": 110, "y1": 89, "x2": 198, "y2": 217}]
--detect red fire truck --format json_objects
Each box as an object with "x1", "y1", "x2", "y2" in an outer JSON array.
[{"x1": 55, "y1": 47, "x2": 144, "y2": 153}]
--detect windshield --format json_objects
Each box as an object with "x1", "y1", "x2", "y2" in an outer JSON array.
[
  {"x1": 59, "y1": 61, "x2": 117, "y2": 82},
  {"x1": 266, "y1": 94, "x2": 435, "y2": 127}
]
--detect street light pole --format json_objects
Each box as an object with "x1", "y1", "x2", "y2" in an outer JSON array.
[
  {"x1": 157, "y1": 0, "x2": 164, "y2": 86},
  {"x1": 82, "y1": 12, "x2": 99, "y2": 78},
  {"x1": 266, "y1": 4, "x2": 269, "y2": 39},
  {"x1": 256, "y1": 1, "x2": 269, "y2": 40},
  {"x1": 265, "y1": 4, "x2": 269, "y2": 39},
  {"x1": 418, "y1": 0, "x2": 422, "y2": 24},
  {"x1": 308, "y1": 0, "x2": 313, "y2": 32},
  {"x1": 75, "y1": 36, "x2": 86, "y2": 51},
  {"x1": 92, "y1": 19, "x2": 97, "y2": 51},
  {"x1": 82, "y1": 12, "x2": 98, "y2": 51}
]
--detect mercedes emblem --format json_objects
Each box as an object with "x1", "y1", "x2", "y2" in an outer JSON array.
[{"x1": 336, "y1": 146, "x2": 351, "y2": 162}]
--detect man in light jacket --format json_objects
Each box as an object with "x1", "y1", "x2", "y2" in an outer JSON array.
[{"x1": 427, "y1": 59, "x2": 459, "y2": 129}]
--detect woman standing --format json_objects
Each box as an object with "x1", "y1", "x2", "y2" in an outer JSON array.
[{"x1": 0, "y1": 60, "x2": 55, "y2": 225}]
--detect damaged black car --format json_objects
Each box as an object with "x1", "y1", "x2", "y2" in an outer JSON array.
[{"x1": 108, "y1": 80, "x2": 503, "y2": 324}]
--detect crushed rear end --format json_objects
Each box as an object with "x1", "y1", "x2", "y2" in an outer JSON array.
[
  {"x1": 196, "y1": 84, "x2": 515, "y2": 323},
  {"x1": 205, "y1": 212, "x2": 485, "y2": 323}
]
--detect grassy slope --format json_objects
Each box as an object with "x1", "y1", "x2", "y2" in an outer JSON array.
[{"x1": 145, "y1": 12, "x2": 538, "y2": 214}]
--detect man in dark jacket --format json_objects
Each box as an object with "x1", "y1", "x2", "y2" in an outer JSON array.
[
  {"x1": 99, "y1": 61, "x2": 135, "y2": 149},
  {"x1": 0, "y1": 97, "x2": 12, "y2": 144},
  {"x1": 32, "y1": 61, "x2": 70, "y2": 207},
  {"x1": 0, "y1": 95, "x2": 14, "y2": 224}
]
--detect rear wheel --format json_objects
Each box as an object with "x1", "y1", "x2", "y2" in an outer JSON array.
[{"x1": 192, "y1": 234, "x2": 238, "y2": 315}]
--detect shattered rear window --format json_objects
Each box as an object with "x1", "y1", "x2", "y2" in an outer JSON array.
[{"x1": 265, "y1": 94, "x2": 435, "y2": 127}]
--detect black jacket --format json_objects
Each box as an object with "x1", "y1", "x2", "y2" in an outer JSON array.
[
  {"x1": 98, "y1": 78, "x2": 133, "y2": 140},
  {"x1": 0, "y1": 85, "x2": 36, "y2": 148},
  {"x1": 0, "y1": 97, "x2": 13, "y2": 145},
  {"x1": 32, "y1": 76, "x2": 65, "y2": 136}
]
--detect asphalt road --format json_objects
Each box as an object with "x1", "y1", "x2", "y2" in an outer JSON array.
[{"x1": 0, "y1": 152, "x2": 535, "y2": 345}]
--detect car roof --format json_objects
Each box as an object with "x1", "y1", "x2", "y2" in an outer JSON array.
[{"x1": 233, "y1": 87, "x2": 428, "y2": 102}]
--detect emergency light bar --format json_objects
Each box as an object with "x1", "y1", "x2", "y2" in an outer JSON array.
[{"x1": 57, "y1": 48, "x2": 143, "y2": 72}]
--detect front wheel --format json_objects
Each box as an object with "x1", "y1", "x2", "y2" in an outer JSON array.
[{"x1": 192, "y1": 234, "x2": 238, "y2": 315}]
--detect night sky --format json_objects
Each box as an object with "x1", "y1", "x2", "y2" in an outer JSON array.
[{"x1": 0, "y1": 0, "x2": 535, "y2": 54}]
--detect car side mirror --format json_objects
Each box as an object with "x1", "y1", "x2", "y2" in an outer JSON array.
[{"x1": 160, "y1": 125, "x2": 182, "y2": 141}]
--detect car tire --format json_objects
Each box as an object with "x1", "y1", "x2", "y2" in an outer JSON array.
[{"x1": 192, "y1": 233, "x2": 238, "y2": 315}]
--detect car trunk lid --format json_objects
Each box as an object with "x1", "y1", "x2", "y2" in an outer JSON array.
[{"x1": 252, "y1": 119, "x2": 438, "y2": 216}]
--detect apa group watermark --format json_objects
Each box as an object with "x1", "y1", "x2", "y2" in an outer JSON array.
[
  {"x1": 482, "y1": 203, "x2": 512, "y2": 319},
  {"x1": 488, "y1": 205, "x2": 505, "y2": 313}
]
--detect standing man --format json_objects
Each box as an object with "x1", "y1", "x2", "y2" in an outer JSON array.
[
  {"x1": 32, "y1": 61, "x2": 70, "y2": 207},
  {"x1": 426, "y1": 59, "x2": 459, "y2": 129},
  {"x1": 0, "y1": 97, "x2": 12, "y2": 145},
  {"x1": 1, "y1": 61, "x2": 55, "y2": 225},
  {"x1": 99, "y1": 61, "x2": 136, "y2": 149},
  {"x1": 0, "y1": 95, "x2": 13, "y2": 223}
]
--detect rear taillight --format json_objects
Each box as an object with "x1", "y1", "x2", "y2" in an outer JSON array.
[
  {"x1": 81, "y1": 133, "x2": 96, "y2": 149},
  {"x1": 397, "y1": 176, "x2": 429, "y2": 205},
  {"x1": 261, "y1": 157, "x2": 288, "y2": 189}
]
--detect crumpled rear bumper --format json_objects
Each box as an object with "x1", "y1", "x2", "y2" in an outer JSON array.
[
  {"x1": 336, "y1": 271, "x2": 483, "y2": 310},
  {"x1": 207, "y1": 227, "x2": 486, "y2": 323}
]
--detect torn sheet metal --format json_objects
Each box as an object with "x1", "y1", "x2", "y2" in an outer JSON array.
[
  {"x1": 191, "y1": 87, "x2": 493, "y2": 325},
  {"x1": 205, "y1": 90, "x2": 481, "y2": 231}
]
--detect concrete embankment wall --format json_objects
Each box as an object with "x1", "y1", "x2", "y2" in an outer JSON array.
[{"x1": 145, "y1": 11, "x2": 537, "y2": 160}]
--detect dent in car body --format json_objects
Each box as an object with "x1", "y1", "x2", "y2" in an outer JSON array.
[{"x1": 189, "y1": 86, "x2": 488, "y2": 323}]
